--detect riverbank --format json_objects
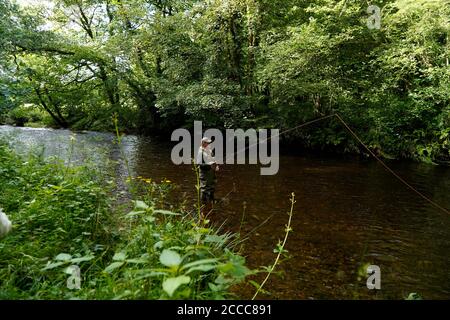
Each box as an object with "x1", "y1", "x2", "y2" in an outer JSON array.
[{"x1": 0, "y1": 142, "x2": 252, "y2": 299}]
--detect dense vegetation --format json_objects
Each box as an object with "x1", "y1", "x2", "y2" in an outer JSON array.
[
  {"x1": 0, "y1": 141, "x2": 252, "y2": 299},
  {"x1": 0, "y1": 0, "x2": 449, "y2": 162}
]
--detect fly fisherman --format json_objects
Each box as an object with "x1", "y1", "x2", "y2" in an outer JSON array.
[{"x1": 196, "y1": 137, "x2": 219, "y2": 215}]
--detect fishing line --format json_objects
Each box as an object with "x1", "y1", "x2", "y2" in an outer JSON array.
[
  {"x1": 237, "y1": 213, "x2": 277, "y2": 246},
  {"x1": 204, "y1": 184, "x2": 236, "y2": 219},
  {"x1": 229, "y1": 113, "x2": 450, "y2": 215},
  {"x1": 334, "y1": 113, "x2": 450, "y2": 215},
  {"x1": 184, "y1": 184, "x2": 236, "y2": 219}
]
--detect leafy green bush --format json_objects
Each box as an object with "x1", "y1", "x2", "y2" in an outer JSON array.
[{"x1": 4, "y1": 105, "x2": 52, "y2": 127}]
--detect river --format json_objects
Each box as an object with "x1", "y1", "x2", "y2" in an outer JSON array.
[{"x1": 1, "y1": 125, "x2": 449, "y2": 300}]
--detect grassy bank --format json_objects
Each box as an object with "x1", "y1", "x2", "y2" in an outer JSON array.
[{"x1": 0, "y1": 143, "x2": 252, "y2": 299}]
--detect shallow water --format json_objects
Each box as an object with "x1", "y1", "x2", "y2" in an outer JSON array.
[{"x1": 1, "y1": 125, "x2": 450, "y2": 299}]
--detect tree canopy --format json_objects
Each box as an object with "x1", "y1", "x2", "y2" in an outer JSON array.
[{"x1": 0, "y1": 0, "x2": 449, "y2": 162}]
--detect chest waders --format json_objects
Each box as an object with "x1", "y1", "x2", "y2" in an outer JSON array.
[{"x1": 199, "y1": 165, "x2": 217, "y2": 204}]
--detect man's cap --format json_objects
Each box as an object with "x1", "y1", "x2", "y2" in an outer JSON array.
[{"x1": 201, "y1": 137, "x2": 212, "y2": 144}]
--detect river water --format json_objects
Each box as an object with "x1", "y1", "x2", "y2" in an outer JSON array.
[{"x1": 1, "y1": 125, "x2": 449, "y2": 300}]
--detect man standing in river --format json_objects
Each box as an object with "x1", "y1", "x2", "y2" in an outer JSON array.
[{"x1": 196, "y1": 137, "x2": 219, "y2": 215}]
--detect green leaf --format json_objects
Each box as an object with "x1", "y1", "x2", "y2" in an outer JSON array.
[
  {"x1": 153, "y1": 209, "x2": 181, "y2": 216},
  {"x1": 198, "y1": 228, "x2": 211, "y2": 234},
  {"x1": 159, "y1": 249, "x2": 182, "y2": 267},
  {"x1": 126, "y1": 258, "x2": 148, "y2": 264},
  {"x1": 113, "y1": 252, "x2": 127, "y2": 261},
  {"x1": 41, "y1": 261, "x2": 65, "y2": 271},
  {"x1": 249, "y1": 280, "x2": 261, "y2": 290},
  {"x1": 186, "y1": 264, "x2": 216, "y2": 274},
  {"x1": 134, "y1": 270, "x2": 167, "y2": 280},
  {"x1": 153, "y1": 241, "x2": 164, "y2": 251},
  {"x1": 181, "y1": 258, "x2": 218, "y2": 270},
  {"x1": 104, "y1": 261, "x2": 125, "y2": 273},
  {"x1": 71, "y1": 255, "x2": 95, "y2": 263},
  {"x1": 126, "y1": 210, "x2": 145, "y2": 217},
  {"x1": 133, "y1": 200, "x2": 149, "y2": 210},
  {"x1": 208, "y1": 282, "x2": 221, "y2": 292},
  {"x1": 162, "y1": 276, "x2": 191, "y2": 297},
  {"x1": 218, "y1": 258, "x2": 251, "y2": 279},
  {"x1": 214, "y1": 275, "x2": 233, "y2": 285},
  {"x1": 249, "y1": 280, "x2": 269, "y2": 295},
  {"x1": 55, "y1": 253, "x2": 72, "y2": 261},
  {"x1": 113, "y1": 290, "x2": 132, "y2": 300}
]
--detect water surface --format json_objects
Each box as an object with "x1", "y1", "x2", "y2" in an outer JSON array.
[{"x1": 1, "y1": 125, "x2": 449, "y2": 299}]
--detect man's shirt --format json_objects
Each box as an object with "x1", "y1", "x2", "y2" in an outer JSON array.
[{"x1": 196, "y1": 146, "x2": 216, "y2": 166}]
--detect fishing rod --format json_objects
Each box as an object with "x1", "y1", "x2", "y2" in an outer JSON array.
[
  {"x1": 229, "y1": 112, "x2": 450, "y2": 216},
  {"x1": 196, "y1": 112, "x2": 449, "y2": 227}
]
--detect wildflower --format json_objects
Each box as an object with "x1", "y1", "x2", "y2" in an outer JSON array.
[{"x1": 0, "y1": 208, "x2": 12, "y2": 238}]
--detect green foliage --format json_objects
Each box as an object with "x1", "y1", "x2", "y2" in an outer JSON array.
[
  {"x1": 3, "y1": 104, "x2": 51, "y2": 127},
  {"x1": 0, "y1": 143, "x2": 251, "y2": 299}
]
